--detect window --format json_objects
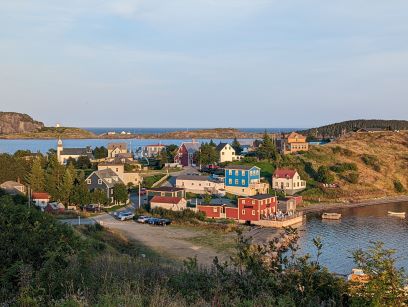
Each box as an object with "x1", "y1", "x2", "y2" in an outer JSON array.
[
  {"x1": 213, "y1": 208, "x2": 217, "y2": 213},
  {"x1": 98, "y1": 179, "x2": 102, "y2": 184},
  {"x1": 235, "y1": 170, "x2": 239, "y2": 176},
  {"x1": 242, "y1": 180, "x2": 246, "y2": 185},
  {"x1": 252, "y1": 200, "x2": 255, "y2": 205},
  {"x1": 87, "y1": 179, "x2": 91, "y2": 184},
  {"x1": 222, "y1": 152, "x2": 224, "y2": 155},
  {"x1": 286, "y1": 183, "x2": 289, "y2": 187},
  {"x1": 229, "y1": 179, "x2": 232, "y2": 184},
  {"x1": 242, "y1": 210, "x2": 245, "y2": 215},
  {"x1": 252, "y1": 210, "x2": 255, "y2": 215},
  {"x1": 241, "y1": 170, "x2": 245, "y2": 176},
  {"x1": 229, "y1": 170, "x2": 233, "y2": 175},
  {"x1": 235, "y1": 179, "x2": 239, "y2": 184}
]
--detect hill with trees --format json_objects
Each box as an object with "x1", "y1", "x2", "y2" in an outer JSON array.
[{"x1": 301, "y1": 119, "x2": 408, "y2": 138}]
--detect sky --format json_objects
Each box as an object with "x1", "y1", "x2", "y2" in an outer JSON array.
[{"x1": 1, "y1": 0, "x2": 408, "y2": 128}]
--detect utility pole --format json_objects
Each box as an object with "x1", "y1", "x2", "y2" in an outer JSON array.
[{"x1": 138, "y1": 182, "x2": 141, "y2": 209}]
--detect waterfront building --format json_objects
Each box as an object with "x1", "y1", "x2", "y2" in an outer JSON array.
[{"x1": 57, "y1": 139, "x2": 93, "y2": 164}]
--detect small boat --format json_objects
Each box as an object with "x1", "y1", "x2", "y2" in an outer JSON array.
[
  {"x1": 322, "y1": 212, "x2": 342, "y2": 220},
  {"x1": 388, "y1": 211, "x2": 406, "y2": 217}
]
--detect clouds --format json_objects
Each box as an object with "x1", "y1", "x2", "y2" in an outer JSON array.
[{"x1": 0, "y1": 1, "x2": 408, "y2": 127}]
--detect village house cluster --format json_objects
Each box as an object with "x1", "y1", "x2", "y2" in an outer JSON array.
[{"x1": 2, "y1": 132, "x2": 311, "y2": 225}]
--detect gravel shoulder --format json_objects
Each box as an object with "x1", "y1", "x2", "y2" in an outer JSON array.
[{"x1": 94, "y1": 214, "x2": 230, "y2": 266}]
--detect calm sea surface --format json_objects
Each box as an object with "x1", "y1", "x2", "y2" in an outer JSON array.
[
  {"x1": 83, "y1": 127, "x2": 303, "y2": 135},
  {"x1": 298, "y1": 201, "x2": 408, "y2": 275},
  {"x1": 0, "y1": 138, "x2": 240, "y2": 154}
]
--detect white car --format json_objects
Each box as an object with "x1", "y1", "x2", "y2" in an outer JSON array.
[
  {"x1": 137, "y1": 215, "x2": 151, "y2": 223},
  {"x1": 117, "y1": 212, "x2": 135, "y2": 221}
]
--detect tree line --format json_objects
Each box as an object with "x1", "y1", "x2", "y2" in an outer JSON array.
[{"x1": 301, "y1": 119, "x2": 408, "y2": 138}]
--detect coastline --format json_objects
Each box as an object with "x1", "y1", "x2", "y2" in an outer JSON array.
[
  {"x1": 299, "y1": 195, "x2": 408, "y2": 214},
  {"x1": 0, "y1": 134, "x2": 264, "y2": 140}
]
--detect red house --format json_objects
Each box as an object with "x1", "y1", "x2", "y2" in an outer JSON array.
[
  {"x1": 174, "y1": 141, "x2": 200, "y2": 167},
  {"x1": 238, "y1": 194, "x2": 277, "y2": 223},
  {"x1": 197, "y1": 204, "x2": 239, "y2": 219}
]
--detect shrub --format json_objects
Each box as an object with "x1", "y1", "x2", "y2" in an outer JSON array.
[
  {"x1": 330, "y1": 162, "x2": 358, "y2": 173},
  {"x1": 149, "y1": 207, "x2": 206, "y2": 223},
  {"x1": 317, "y1": 166, "x2": 335, "y2": 184},
  {"x1": 331, "y1": 146, "x2": 353, "y2": 157},
  {"x1": 394, "y1": 180, "x2": 406, "y2": 193},
  {"x1": 361, "y1": 154, "x2": 381, "y2": 172},
  {"x1": 343, "y1": 172, "x2": 360, "y2": 184}
]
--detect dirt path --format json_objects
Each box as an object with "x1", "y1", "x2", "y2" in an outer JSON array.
[
  {"x1": 94, "y1": 214, "x2": 229, "y2": 266},
  {"x1": 300, "y1": 195, "x2": 408, "y2": 214}
]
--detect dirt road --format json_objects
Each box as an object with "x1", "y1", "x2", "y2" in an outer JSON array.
[{"x1": 94, "y1": 214, "x2": 229, "y2": 266}]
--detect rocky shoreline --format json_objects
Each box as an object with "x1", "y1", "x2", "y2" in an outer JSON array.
[{"x1": 300, "y1": 195, "x2": 408, "y2": 214}]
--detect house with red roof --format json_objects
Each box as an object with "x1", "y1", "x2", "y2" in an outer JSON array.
[
  {"x1": 150, "y1": 196, "x2": 187, "y2": 211},
  {"x1": 32, "y1": 192, "x2": 51, "y2": 209},
  {"x1": 272, "y1": 168, "x2": 306, "y2": 195}
]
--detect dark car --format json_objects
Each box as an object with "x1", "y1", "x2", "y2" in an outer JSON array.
[
  {"x1": 147, "y1": 218, "x2": 161, "y2": 225},
  {"x1": 158, "y1": 218, "x2": 172, "y2": 226}
]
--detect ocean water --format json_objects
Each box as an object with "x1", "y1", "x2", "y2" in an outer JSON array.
[
  {"x1": 0, "y1": 138, "x2": 243, "y2": 154},
  {"x1": 299, "y1": 201, "x2": 408, "y2": 275},
  {"x1": 83, "y1": 127, "x2": 303, "y2": 135}
]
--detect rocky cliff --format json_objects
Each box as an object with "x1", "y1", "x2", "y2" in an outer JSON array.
[{"x1": 0, "y1": 112, "x2": 44, "y2": 134}]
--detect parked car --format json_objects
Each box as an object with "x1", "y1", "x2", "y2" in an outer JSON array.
[
  {"x1": 147, "y1": 218, "x2": 161, "y2": 225},
  {"x1": 158, "y1": 218, "x2": 172, "y2": 226},
  {"x1": 116, "y1": 212, "x2": 135, "y2": 221},
  {"x1": 147, "y1": 218, "x2": 172, "y2": 226},
  {"x1": 84, "y1": 204, "x2": 100, "y2": 212},
  {"x1": 137, "y1": 215, "x2": 151, "y2": 223}
]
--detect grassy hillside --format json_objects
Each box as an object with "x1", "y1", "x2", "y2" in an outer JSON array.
[{"x1": 297, "y1": 131, "x2": 408, "y2": 202}]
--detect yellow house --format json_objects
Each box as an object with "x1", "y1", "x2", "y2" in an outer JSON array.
[
  {"x1": 107, "y1": 143, "x2": 128, "y2": 158},
  {"x1": 278, "y1": 132, "x2": 309, "y2": 154}
]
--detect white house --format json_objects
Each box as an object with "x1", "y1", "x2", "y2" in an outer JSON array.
[
  {"x1": 216, "y1": 143, "x2": 241, "y2": 163},
  {"x1": 272, "y1": 169, "x2": 306, "y2": 195},
  {"x1": 32, "y1": 192, "x2": 51, "y2": 209},
  {"x1": 150, "y1": 196, "x2": 187, "y2": 211},
  {"x1": 175, "y1": 175, "x2": 225, "y2": 195}
]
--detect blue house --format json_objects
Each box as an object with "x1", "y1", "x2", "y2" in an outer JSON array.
[{"x1": 224, "y1": 165, "x2": 261, "y2": 188}]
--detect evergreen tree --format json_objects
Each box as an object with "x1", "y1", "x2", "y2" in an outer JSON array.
[
  {"x1": 60, "y1": 167, "x2": 74, "y2": 205},
  {"x1": 209, "y1": 139, "x2": 216, "y2": 147},
  {"x1": 45, "y1": 154, "x2": 65, "y2": 201},
  {"x1": 71, "y1": 171, "x2": 91, "y2": 205},
  {"x1": 159, "y1": 148, "x2": 168, "y2": 168},
  {"x1": 91, "y1": 188, "x2": 109, "y2": 206},
  {"x1": 195, "y1": 143, "x2": 218, "y2": 166},
  {"x1": 93, "y1": 146, "x2": 108, "y2": 159},
  {"x1": 256, "y1": 131, "x2": 278, "y2": 161},
  {"x1": 27, "y1": 158, "x2": 45, "y2": 192},
  {"x1": 231, "y1": 138, "x2": 243, "y2": 155},
  {"x1": 113, "y1": 183, "x2": 128, "y2": 204}
]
